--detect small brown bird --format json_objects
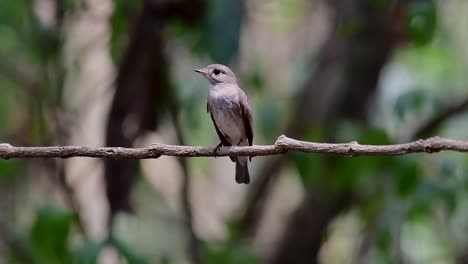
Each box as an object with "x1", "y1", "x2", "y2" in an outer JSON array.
[{"x1": 194, "y1": 64, "x2": 254, "y2": 184}]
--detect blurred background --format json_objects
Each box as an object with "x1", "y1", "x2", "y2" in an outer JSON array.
[{"x1": 1, "y1": 0, "x2": 468, "y2": 263}]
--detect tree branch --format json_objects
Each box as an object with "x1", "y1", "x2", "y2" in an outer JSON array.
[{"x1": 1, "y1": 136, "x2": 468, "y2": 159}]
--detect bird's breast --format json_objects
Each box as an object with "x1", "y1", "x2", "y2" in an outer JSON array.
[{"x1": 208, "y1": 87, "x2": 245, "y2": 145}]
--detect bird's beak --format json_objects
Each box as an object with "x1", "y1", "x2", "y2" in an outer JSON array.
[{"x1": 194, "y1": 68, "x2": 206, "y2": 75}]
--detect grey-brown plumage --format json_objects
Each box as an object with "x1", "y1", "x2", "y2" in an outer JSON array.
[{"x1": 194, "y1": 64, "x2": 254, "y2": 184}]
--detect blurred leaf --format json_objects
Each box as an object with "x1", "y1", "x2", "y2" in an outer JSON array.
[
  {"x1": 0, "y1": 80, "x2": 24, "y2": 137},
  {"x1": 111, "y1": 237, "x2": 148, "y2": 264},
  {"x1": 110, "y1": 0, "x2": 144, "y2": 61},
  {"x1": 359, "y1": 193, "x2": 384, "y2": 220},
  {"x1": 29, "y1": 206, "x2": 74, "y2": 264},
  {"x1": 393, "y1": 89, "x2": 426, "y2": 120},
  {"x1": 377, "y1": 225, "x2": 392, "y2": 252},
  {"x1": 358, "y1": 129, "x2": 390, "y2": 145},
  {"x1": 203, "y1": 241, "x2": 259, "y2": 264},
  {"x1": 200, "y1": 0, "x2": 243, "y2": 64},
  {"x1": 160, "y1": 255, "x2": 172, "y2": 264},
  {"x1": 0, "y1": 0, "x2": 29, "y2": 28},
  {"x1": 336, "y1": 123, "x2": 390, "y2": 145},
  {"x1": 0, "y1": 159, "x2": 21, "y2": 182},
  {"x1": 71, "y1": 241, "x2": 105, "y2": 264},
  {"x1": 225, "y1": 218, "x2": 242, "y2": 242},
  {"x1": 292, "y1": 152, "x2": 325, "y2": 187},
  {"x1": 398, "y1": 45, "x2": 461, "y2": 86},
  {"x1": 258, "y1": 101, "x2": 280, "y2": 140},
  {"x1": 439, "y1": 159, "x2": 456, "y2": 179},
  {"x1": 392, "y1": 156, "x2": 421, "y2": 197},
  {"x1": 183, "y1": 98, "x2": 203, "y2": 132},
  {"x1": 245, "y1": 68, "x2": 264, "y2": 93},
  {"x1": 332, "y1": 127, "x2": 391, "y2": 192},
  {"x1": 439, "y1": 188, "x2": 456, "y2": 213},
  {"x1": 56, "y1": 0, "x2": 75, "y2": 15},
  {"x1": 296, "y1": 126, "x2": 391, "y2": 191},
  {"x1": 0, "y1": 25, "x2": 19, "y2": 51},
  {"x1": 27, "y1": 15, "x2": 60, "y2": 63},
  {"x1": 406, "y1": 1, "x2": 436, "y2": 45},
  {"x1": 291, "y1": 127, "x2": 326, "y2": 187},
  {"x1": 408, "y1": 182, "x2": 437, "y2": 220},
  {"x1": 332, "y1": 155, "x2": 384, "y2": 193},
  {"x1": 167, "y1": 0, "x2": 243, "y2": 63}
]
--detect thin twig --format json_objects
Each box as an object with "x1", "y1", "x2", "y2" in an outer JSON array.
[{"x1": 1, "y1": 136, "x2": 468, "y2": 159}]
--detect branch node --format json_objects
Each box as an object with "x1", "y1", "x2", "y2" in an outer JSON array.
[
  {"x1": 151, "y1": 152, "x2": 162, "y2": 159},
  {"x1": 275, "y1": 135, "x2": 289, "y2": 153},
  {"x1": 345, "y1": 141, "x2": 359, "y2": 157},
  {"x1": 423, "y1": 137, "x2": 441, "y2": 153},
  {"x1": 275, "y1": 135, "x2": 288, "y2": 146},
  {"x1": 149, "y1": 144, "x2": 163, "y2": 158}
]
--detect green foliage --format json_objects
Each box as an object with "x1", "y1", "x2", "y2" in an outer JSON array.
[
  {"x1": 291, "y1": 127, "x2": 326, "y2": 187},
  {"x1": 0, "y1": 25, "x2": 19, "y2": 51},
  {"x1": 203, "y1": 241, "x2": 259, "y2": 264},
  {"x1": 29, "y1": 206, "x2": 75, "y2": 264},
  {"x1": 27, "y1": 15, "x2": 60, "y2": 63},
  {"x1": 406, "y1": 1, "x2": 437, "y2": 45},
  {"x1": 293, "y1": 127, "x2": 392, "y2": 191},
  {"x1": 333, "y1": 127, "x2": 391, "y2": 193},
  {"x1": 392, "y1": 156, "x2": 421, "y2": 197},
  {"x1": 71, "y1": 242, "x2": 105, "y2": 264},
  {"x1": 167, "y1": 0, "x2": 243, "y2": 64},
  {"x1": 0, "y1": 159, "x2": 21, "y2": 182},
  {"x1": 293, "y1": 152, "x2": 325, "y2": 188},
  {"x1": 258, "y1": 101, "x2": 281, "y2": 140},
  {"x1": 110, "y1": 237, "x2": 149, "y2": 264},
  {"x1": 245, "y1": 68, "x2": 264, "y2": 93},
  {"x1": 6, "y1": 205, "x2": 150, "y2": 264},
  {"x1": 398, "y1": 44, "x2": 465, "y2": 90},
  {"x1": 200, "y1": 0, "x2": 243, "y2": 64},
  {"x1": 0, "y1": 81, "x2": 18, "y2": 135},
  {"x1": 0, "y1": 0, "x2": 29, "y2": 29},
  {"x1": 56, "y1": 0, "x2": 75, "y2": 12},
  {"x1": 394, "y1": 89, "x2": 427, "y2": 120},
  {"x1": 110, "y1": 0, "x2": 144, "y2": 62},
  {"x1": 377, "y1": 225, "x2": 392, "y2": 252}
]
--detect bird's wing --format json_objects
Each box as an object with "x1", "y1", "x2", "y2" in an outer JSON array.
[
  {"x1": 239, "y1": 90, "x2": 254, "y2": 146},
  {"x1": 208, "y1": 102, "x2": 236, "y2": 162},
  {"x1": 207, "y1": 102, "x2": 231, "y2": 147}
]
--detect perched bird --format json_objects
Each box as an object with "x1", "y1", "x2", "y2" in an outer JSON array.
[{"x1": 194, "y1": 64, "x2": 254, "y2": 184}]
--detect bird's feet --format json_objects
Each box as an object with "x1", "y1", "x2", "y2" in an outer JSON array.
[{"x1": 213, "y1": 142, "x2": 223, "y2": 158}]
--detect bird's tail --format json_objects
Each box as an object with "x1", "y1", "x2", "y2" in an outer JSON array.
[{"x1": 235, "y1": 159, "x2": 250, "y2": 184}]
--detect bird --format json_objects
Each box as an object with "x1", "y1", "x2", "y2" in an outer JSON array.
[{"x1": 194, "y1": 64, "x2": 254, "y2": 184}]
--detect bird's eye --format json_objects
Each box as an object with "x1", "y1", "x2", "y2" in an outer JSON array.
[{"x1": 213, "y1": 69, "x2": 221, "y2": 75}]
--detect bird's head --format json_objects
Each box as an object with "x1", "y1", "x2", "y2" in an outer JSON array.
[{"x1": 194, "y1": 64, "x2": 238, "y2": 85}]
